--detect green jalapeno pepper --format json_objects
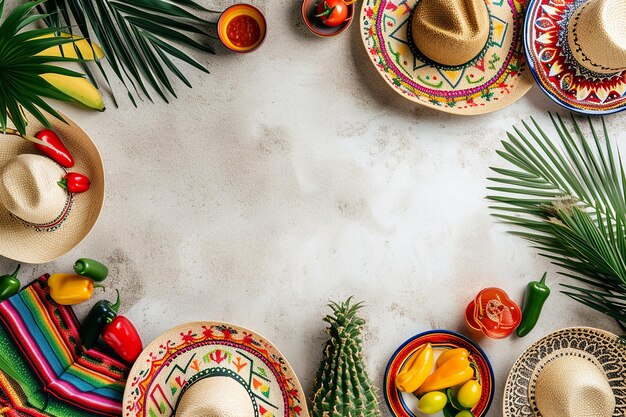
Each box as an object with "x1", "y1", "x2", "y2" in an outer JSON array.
[
  {"x1": 74, "y1": 258, "x2": 109, "y2": 282},
  {"x1": 80, "y1": 290, "x2": 120, "y2": 349},
  {"x1": 517, "y1": 272, "x2": 550, "y2": 337},
  {"x1": 0, "y1": 265, "x2": 21, "y2": 302}
]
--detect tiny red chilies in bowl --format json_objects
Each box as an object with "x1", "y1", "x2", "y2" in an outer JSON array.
[{"x1": 465, "y1": 287, "x2": 521, "y2": 339}]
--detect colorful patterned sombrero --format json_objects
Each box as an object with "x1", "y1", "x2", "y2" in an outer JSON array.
[
  {"x1": 360, "y1": 0, "x2": 534, "y2": 114},
  {"x1": 525, "y1": 0, "x2": 626, "y2": 114},
  {"x1": 123, "y1": 322, "x2": 309, "y2": 417},
  {"x1": 0, "y1": 276, "x2": 129, "y2": 417}
]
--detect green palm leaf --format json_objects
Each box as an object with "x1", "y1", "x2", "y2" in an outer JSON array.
[
  {"x1": 0, "y1": 0, "x2": 87, "y2": 135},
  {"x1": 488, "y1": 114, "x2": 626, "y2": 326},
  {"x1": 37, "y1": 0, "x2": 218, "y2": 105}
]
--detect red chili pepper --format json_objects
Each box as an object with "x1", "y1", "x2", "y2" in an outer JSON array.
[
  {"x1": 102, "y1": 316, "x2": 143, "y2": 363},
  {"x1": 58, "y1": 172, "x2": 91, "y2": 193},
  {"x1": 34, "y1": 130, "x2": 74, "y2": 168}
]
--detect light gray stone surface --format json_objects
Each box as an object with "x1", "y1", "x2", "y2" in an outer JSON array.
[{"x1": 1, "y1": 1, "x2": 625, "y2": 415}]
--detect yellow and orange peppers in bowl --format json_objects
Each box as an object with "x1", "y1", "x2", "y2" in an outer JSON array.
[{"x1": 395, "y1": 345, "x2": 477, "y2": 397}]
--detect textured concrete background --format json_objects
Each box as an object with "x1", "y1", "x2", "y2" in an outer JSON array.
[{"x1": 2, "y1": 0, "x2": 625, "y2": 415}]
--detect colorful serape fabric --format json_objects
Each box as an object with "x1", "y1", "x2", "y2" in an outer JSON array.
[{"x1": 0, "y1": 276, "x2": 129, "y2": 417}]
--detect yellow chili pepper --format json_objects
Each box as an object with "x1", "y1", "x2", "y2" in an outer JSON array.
[
  {"x1": 395, "y1": 343, "x2": 434, "y2": 393},
  {"x1": 415, "y1": 353, "x2": 474, "y2": 395},
  {"x1": 48, "y1": 274, "x2": 100, "y2": 305},
  {"x1": 436, "y1": 347, "x2": 469, "y2": 368}
]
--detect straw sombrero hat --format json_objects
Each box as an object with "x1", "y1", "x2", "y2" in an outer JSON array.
[
  {"x1": 123, "y1": 322, "x2": 309, "y2": 417},
  {"x1": 503, "y1": 327, "x2": 626, "y2": 417},
  {"x1": 0, "y1": 114, "x2": 104, "y2": 264},
  {"x1": 360, "y1": 0, "x2": 533, "y2": 115},
  {"x1": 525, "y1": 0, "x2": 626, "y2": 114}
]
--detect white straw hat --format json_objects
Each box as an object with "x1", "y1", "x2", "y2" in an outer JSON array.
[
  {"x1": 503, "y1": 327, "x2": 626, "y2": 417},
  {"x1": 525, "y1": 0, "x2": 626, "y2": 114},
  {"x1": 0, "y1": 114, "x2": 104, "y2": 264},
  {"x1": 534, "y1": 356, "x2": 615, "y2": 417},
  {"x1": 175, "y1": 376, "x2": 256, "y2": 417}
]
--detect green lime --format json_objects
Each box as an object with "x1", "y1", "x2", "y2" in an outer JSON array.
[{"x1": 455, "y1": 410, "x2": 475, "y2": 417}]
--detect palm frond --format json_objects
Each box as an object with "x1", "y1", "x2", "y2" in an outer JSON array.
[
  {"x1": 488, "y1": 114, "x2": 626, "y2": 325},
  {"x1": 37, "y1": 0, "x2": 218, "y2": 105},
  {"x1": 0, "y1": 0, "x2": 87, "y2": 135}
]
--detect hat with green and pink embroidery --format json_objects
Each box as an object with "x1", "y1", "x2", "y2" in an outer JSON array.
[
  {"x1": 122, "y1": 322, "x2": 308, "y2": 417},
  {"x1": 360, "y1": 0, "x2": 534, "y2": 114}
]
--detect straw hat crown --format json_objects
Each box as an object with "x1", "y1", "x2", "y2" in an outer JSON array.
[
  {"x1": 175, "y1": 377, "x2": 255, "y2": 417},
  {"x1": 411, "y1": 0, "x2": 490, "y2": 66},
  {"x1": 535, "y1": 356, "x2": 615, "y2": 417},
  {"x1": 0, "y1": 154, "x2": 67, "y2": 225},
  {"x1": 568, "y1": 0, "x2": 626, "y2": 74}
]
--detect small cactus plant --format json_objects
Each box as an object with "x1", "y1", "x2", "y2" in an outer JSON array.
[{"x1": 310, "y1": 297, "x2": 381, "y2": 417}]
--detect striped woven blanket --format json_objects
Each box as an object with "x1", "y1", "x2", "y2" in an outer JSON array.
[{"x1": 0, "y1": 276, "x2": 129, "y2": 416}]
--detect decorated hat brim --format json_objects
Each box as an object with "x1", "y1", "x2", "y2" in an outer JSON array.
[
  {"x1": 0, "y1": 113, "x2": 104, "y2": 264},
  {"x1": 503, "y1": 327, "x2": 626, "y2": 417},
  {"x1": 360, "y1": 0, "x2": 534, "y2": 115},
  {"x1": 524, "y1": 0, "x2": 626, "y2": 115},
  {"x1": 122, "y1": 321, "x2": 309, "y2": 417}
]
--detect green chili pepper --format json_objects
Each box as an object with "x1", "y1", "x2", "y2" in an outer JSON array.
[
  {"x1": 80, "y1": 290, "x2": 120, "y2": 350},
  {"x1": 517, "y1": 272, "x2": 550, "y2": 337},
  {"x1": 0, "y1": 265, "x2": 21, "y2": 302},
  {"x1": 74, "y1": 258, "x2": 109, "y2": 282}
]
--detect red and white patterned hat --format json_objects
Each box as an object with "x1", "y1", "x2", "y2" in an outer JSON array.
[{"x1": 123, "y1": 322, "x2": 309, "y2": 417}]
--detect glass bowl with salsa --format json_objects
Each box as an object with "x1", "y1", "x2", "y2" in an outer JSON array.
[{"x1": 217, "y1": 4, "x2": 267, "y2": 53}]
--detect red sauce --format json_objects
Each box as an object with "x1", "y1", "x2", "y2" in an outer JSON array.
[{"x1": 226, "y1": 15, "x2": 261, "y2": 48}]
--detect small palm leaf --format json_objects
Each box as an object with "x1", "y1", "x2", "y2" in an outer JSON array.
[
  {"x1": 0, "y1": 0, "x2": 87, "y2": 135},
  {"x1": 37, "y1": 0, "x2": 218, "y2": 105},
  {"x1": 488, "y1": 113, "x2": 626, "y2": 326}
]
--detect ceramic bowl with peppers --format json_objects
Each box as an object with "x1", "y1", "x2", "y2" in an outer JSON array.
[
  {"x1": 384, "y1": 330, "x2": 494, "y2": 417},
  {"x1": 301, "y1": 0, "x2": 355, "y2": 37}
]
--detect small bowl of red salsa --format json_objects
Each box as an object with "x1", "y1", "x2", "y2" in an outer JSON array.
[{"x1": 218, "y1": 4, "x2": 266, "y2": 53}]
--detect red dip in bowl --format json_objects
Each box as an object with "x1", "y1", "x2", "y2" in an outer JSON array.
[{"x1": 226, "y1": 15, "x2": 261, "y2": 48}]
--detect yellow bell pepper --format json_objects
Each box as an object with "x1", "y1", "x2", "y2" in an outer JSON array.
[
  {"x1": 48, "y1": 274, "x2": 100, "y2": 305},
  {"x1": 395, "y1": 343, "x2": 434, "y2": 393},
  {"x1": 436, "y1": 347, "x2": 469, "y2": 368},
  {"x1": 415, "y1": 350, "x2": 474, "y2": 395}
]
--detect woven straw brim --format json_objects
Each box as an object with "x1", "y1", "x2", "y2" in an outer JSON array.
[
  {"x1": 503, "y1": 327, "x2": 626, "y2": 417},
  {"x1": 0, "y1": 114, "x2": 104, "y2": 264},
  {"x1": 123, "y1": 321, "x2": 310, "y2": 417}
]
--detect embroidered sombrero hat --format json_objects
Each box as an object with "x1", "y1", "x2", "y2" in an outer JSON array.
[
  {"x1": 503, "y1": 327, "x2": 626, "y2": 417},
  {"x1": 360, "y1": 0, "x2": 534, "y2": 115},
  {"x1": 0, "y1": 114, "x2": 104, "y2": 264},
  {"x1": 123, "y1": 322, "x2": 309, "y2": 417},
  {"x1": 525, "y1": 0, "x2": 626, "y2": 114}
]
